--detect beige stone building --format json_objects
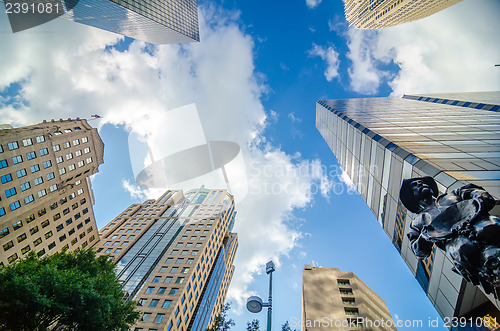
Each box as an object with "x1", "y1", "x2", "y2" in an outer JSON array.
[
  {"x1": 94, "y1": 187, "x2": 238, "y2": 331},
  {"x1": 0, "y1": 119, "x2": 104, "y2": 267},
  {"x1": 302, "y1": 265, "x2": 396, "y2": 330},
  {"x1": 344, "y1": 0, "x2": 462, "y2": 29}
]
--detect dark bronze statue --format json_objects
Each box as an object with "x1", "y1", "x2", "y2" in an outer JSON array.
[{"x1": 400, "y1": 177, "x2": 500, "y2": 297}]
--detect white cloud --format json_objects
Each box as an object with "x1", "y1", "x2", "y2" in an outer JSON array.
[
  {"x1": 288, "y1": 112, "x2": 302, "y2": 123},
  {"x1": 0, "y1": 4, "x2": 330, "y2": 312},
  {"x1": 306, "y1": 0, "x2": 322, "y2": 9},
  {"x1": 309, "y1": 43, "x2": 341, "y2": 82},
  {"x1": 345, "y1": 0, "x2": 500, "y2": 95}
]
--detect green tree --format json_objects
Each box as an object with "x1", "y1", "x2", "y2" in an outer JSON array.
[
  {"x1": 281, "y1": 321, "x2": 298, "y2": 331},
  {"x1": 0, "y1": 249, "x2": 139, "y2": 330},
  {"x1": 206, "y1": 303, "x2": 235, "y2": 331},
  {"x1": 246, "y1": 319, "x2": 260, "y2": 331}
]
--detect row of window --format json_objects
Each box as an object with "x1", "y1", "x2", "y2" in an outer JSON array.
[{"x1": 1, "y1": 136, "x2": 46, "y2": 153}]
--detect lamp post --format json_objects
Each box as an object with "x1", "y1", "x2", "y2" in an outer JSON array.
[{"x1": 246, "y1": 261, "x2": 275, "y2": 331}]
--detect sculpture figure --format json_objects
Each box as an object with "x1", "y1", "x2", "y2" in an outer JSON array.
[{"x1": 399, "y1": 176, "x2": 500, "y2": 297}]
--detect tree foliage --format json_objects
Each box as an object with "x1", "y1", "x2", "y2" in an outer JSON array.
[
  {"x1": 206, "y1": 303, "x2": 235, "y2": 331},
  {"x1": 281, "y1": 321, "x2": 298, "y2": 331},
  {"x1": 0, "y1": 249, "x2": 139, "y2": 330},
  {"x1": 246, "y1": 319, "x2": 260, "y2": 331}
]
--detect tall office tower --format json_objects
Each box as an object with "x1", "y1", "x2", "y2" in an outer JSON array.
[
  {"x1": 344, "y1": 0, "x2": 462, "y2": 29},
  {"x1": 61, "y1": 0, "x2": 200, "y2": 44},
  {"x1": 316, "y1": 92, "x2": 500, "y2": 324},
  {"x1": 0, "y1": 119, "x2": 104, "y2": 267},
  {"x1": 302, "y1": 265, "x2": 396, "y2": 330},
  {"x1": 93, "y1": 187, "x2": 238, "y2": 331}
]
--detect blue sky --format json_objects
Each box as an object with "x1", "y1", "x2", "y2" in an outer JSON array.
[{"x1": 1, "y1": 0, "x2": 500, "y2": 329}]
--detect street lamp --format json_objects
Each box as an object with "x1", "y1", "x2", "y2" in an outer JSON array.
[{"x1": 247, "y1": 261, "x2": 275, "y2": 331}]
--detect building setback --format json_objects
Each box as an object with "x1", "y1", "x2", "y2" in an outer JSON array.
[
  {"x1": 94, "y1": 187, "x2": 238, "y2": 331},
  {"x1": 62, "y1": 0, "x2": 200, "y2": 44},
  {"x1": 316, "y1": 92, "x2": 500, "y2": 324},
  {"x1": 302, "y1": 265, "x2": 396, "y2": 331},
  {"x1": 344, "y1": 0, "x2": 462, "y2": 29},
  {"x1": 0, "y1": 119, "x2": 104, "y2": 267}
]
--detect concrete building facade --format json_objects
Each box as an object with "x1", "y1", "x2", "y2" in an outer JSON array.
[
  {"x1": 316, "y1": 92, "x2": 500, "y2": 325},
  {"x1": 344, "y1": 0, "x2": 462, "y2": 29},
  {"x1": 302, "y1": 265, "x2": 396, "y2": 331},
  {"x1": 62, "y1": 0, "x2": 200, "y2": 44},
  {"x1": 94, "y1": 187, "x2": 238, "y2": 331},
  {"x1": 0, "y1": 119, "x2": 104, "y2": 267}
]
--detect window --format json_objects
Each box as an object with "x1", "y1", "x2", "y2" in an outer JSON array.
[
  {"x1": 170, "y1": 267, "x2": 178, "y2": 273},
  {"x1": 176, "y1": 258, "x2": 184, "y2": 264},
  {"x1": 34, "y1": 177, "x2": 43, "y2": 185},
  {"x1": 77, "y1": 161, "x2": 84, "y2": 168},
  {"x1": 0, "y1": 228, "x2": 10, "y2": 239},
  {"x1": 86, "y1": 157, "x2": 93, "y2": 164},
  {"x1": 140, "y1": 313, "x2": 151, "y2": 322},
  {"x1": 3, "y1": 241, "x2": 14, "y2": 251},
  {"x1": 342, "y1": 297, "x2": 356, "y2": 305},
  {"x1": 164, "y1": 276, "x2": 173, "y2": 284},
  {"x1": 162, "y1": 300, "x2": 172, "y2": 309},
  {"x1": 59, "y1": 168, "x2": 66, "y2": 175},
  {"x1": 17, "y1": 233, "x2": 27, "y2": 243},
  {"x1": 149, "y1": 299, "x2": 159, "y2": 308},
  {"x1": 8, "y1": 141, "x2": 19, "y2": 150},
  {"x1": 154, "y1": 314, "x2": 165, "y2": 324},
  {"x1": 157, "y1": 287, "x2": 166, "y2": 295},
  {"x1": 12, "y1": 155, "x2": 23, "y2": 164},
  {"x1": 43, "y1": 160, "x2": 52, "y2": 168},
  {"x1": 41, "y1": 220, "x2": 49, "y2": 228},
  {"x1": 145, "y1": 287, "x2": 154, "y2": 294},
  {"x1": 84, "y1": 147, "x2": 90, "y2": 153},
  {"x1": 344, "y1": 308, "x2": 359, "y2": 316},
  {"x1": 45, "y1": 231, "x2": 53, "y2": 239},
  {"x1": 53, "y1": 144, "x2": 60, "y2": 152},
  {"x1": 191, "y1": 250, "x2": 198, "y2": 256},
  {"x1": 137, "y1": 298, "x2": 147, "y2": 307},
  {"x1": 82, "y1": 137, "x2": 88, "y2": 143},
  {"x1": 36, "y1": 135, "x2": 45, "y2": 143},
  {"x1": 30, "y1": 226, "x2": 39, "y2": 235},
  {"x1": 181, "y1": 268, "x2": 189, "y2": 274},
  {"x1": 56, "y1": 156, "x2": 63, "y2": 163},
  {"x1": 21, "y1": 245, "x2": 31, "y2": 254},
  {"x1": 37, "y1": 189, "x2": 47, "y2": 198},
  {"x1": 175, "y1": 277, "x2": 184, "y2": 284},
  {"x1": 68, "y1": 164, "x2": 75, "y2": 171},
  {"x1": 30, "y1": 164, "x2": 40, "y2": 173},
  {"x1": 49, "y1": 184, "x2": 57, "y2": 192},
  {"x1": 0, "y1": 159, "x2": 8, "y2": 169},
  {"x1": 75, "y1": 150, "x2": 82, "y2": 157},
  {"x1": 46, "y1": 172, "x2": 55, "y2": 181},
  {"x1": 56, "y1": 224, "x2": 64, "y2": 232},
  {"x1": 169, "y1": 288, "x2": 178, "y2": 295},
  {"x1": 20, "y1": 182, "x2": 31, "y2": 191},
  {"x1": 152, "y1": 276, "x2": 161, "y2": 283},
  {"x1": 40, "y1": 148, "x2": 49, "y2": 156},
  {"x1": 5, "y1": 187, "x2": 17, "y2": 197},
  {"x1": 66, "y1": 153, "x2": 73, "y2": 160},
  {"x1": 0, "y1": 208, "x2": 5, "y2": 217},
  {"x1": 63, "y1": 142, "x2": 70, "y2": 148},
  {"x1": 1, "y1": 174, "x2": 12, "y2": 183},
  {"x1": 9, "y1": 201, "x2": 21, "y2": 211},
  {"x1": 186, "y1": 258, "x2": 194, "y2": 264},
  {"x1": 24, "y1": 195, "x2": 34, "y2": 204},
  {"x1": 16, "y1": 169, "x2": 27, "y2": 178},
  {"x1": 0, "y1": 145, "x2": 2, "y2": 153},
  {"x1": 338, "y1": 279, "x2": 350, "y2": 286},
  {"x1": 8, "y1": 253, "x2": 18, "y2": 263},
  {"x1": 33, "y1": 238, "x2": 42, "y2": 246},
  {"x1": 73, "y1": 139, "x2": 80, "y2": 146},
  {"x1": 77, "y1": 188, "x2": 83, "y2": 195},
  {"x1": 26, "y1": 151, "x2": 36, "y2": 160},
  {"x1": 339, "y1": 288, "x2": 353, "y2": 295}
]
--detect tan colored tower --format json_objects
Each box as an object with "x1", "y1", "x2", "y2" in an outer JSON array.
[
  {"x1": 302, "y1": 265, "x2": 396, "y2": 330},
  {"x1": 344, "y1": 0, "x2": 463, "y2": 29},
  {"x1": 94, "y1": 187, "x2": 238, "y2": 331},
  {"x1": 0, "y1": 119, "x2": 104, "y2": 267}
]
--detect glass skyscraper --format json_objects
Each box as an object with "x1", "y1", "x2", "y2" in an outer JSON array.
[
  {"x1": 94, "y1": 187, "x2": 238, "y2": 331},
  {"x1": 344, "y1": 0, "x2": 463, "y2": 29},
  {"x1": 62, "y1": 0, "x2": 200, "y2": 44},
  {"x1": 316, "y1": 92, "x2": 500, "y2": 324}
]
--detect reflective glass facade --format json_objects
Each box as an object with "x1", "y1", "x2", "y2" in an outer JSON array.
[
  {"x1": 95, "y1": 187, "x2": 238, "y2": 330},
  {"x1": 344, "y1": 0, "x2": 463, "y2": 29},
  {"x1": 63, "y1": 0, "x2": 199, "y2": 44},
  {"x1": 316, "y1": 92, "x2": 500, "y2": 322}
]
